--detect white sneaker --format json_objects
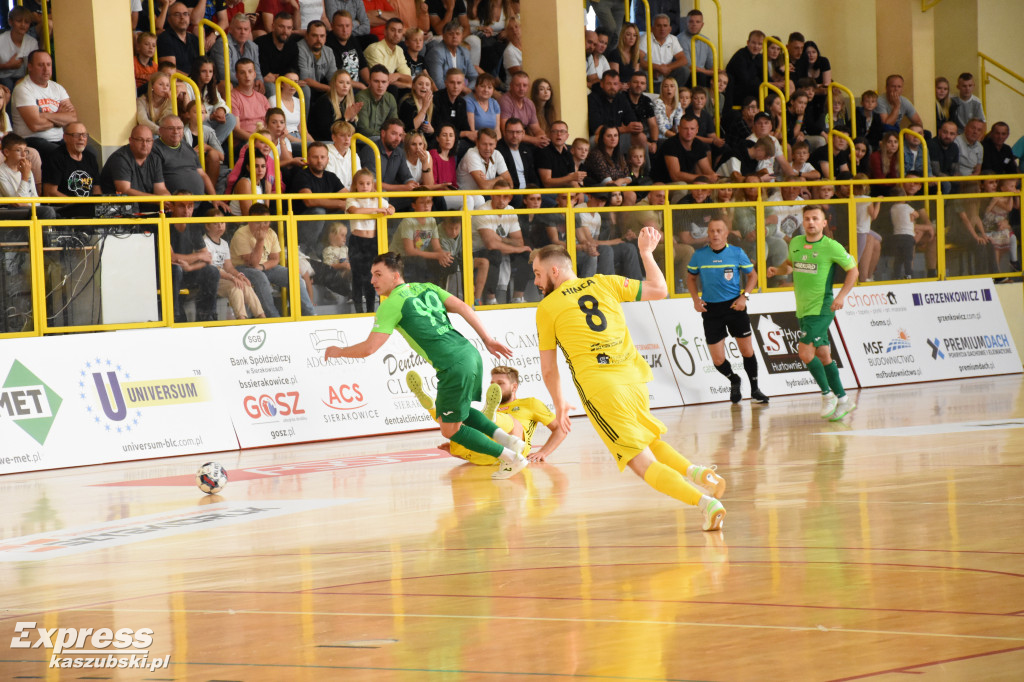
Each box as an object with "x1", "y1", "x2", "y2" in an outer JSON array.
[
  {"x1": 820, "y1": 392, "x2": 838, "y2": 419},
  {"x1": 511, "y1": 297, "x2": 526, "y2": 304},
  {"x1": 830, "y1": 395, "x2": 857, "y2": 421},
  {"x1": 492, "y1": 453, "x2": 529, "y2": 480},
  {"x1": 701, "y1": 497, "x2": 726, "y2": 531}
]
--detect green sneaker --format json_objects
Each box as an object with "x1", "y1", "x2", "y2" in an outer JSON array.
[
  {"x1": 702, "y1": 498, "x2": 726, "y2": 531},
  {"x1": 406, "y1": 370, "x2": 434, "y2": 411},
  {"x1": 482, "y1": 382, "x2": 501, "y2": 422},
  {"x1": 829, "y1": 395, "x2": 857, "y2": 421},
  {"x1": 689, "y1": 464, "x2": 726, "y2": 499}
]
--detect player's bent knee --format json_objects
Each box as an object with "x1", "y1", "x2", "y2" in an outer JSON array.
[
  {"x1": 439, "y1": 421, "x2": 462, "y2": 438},
  {"x1": 626, "y1": 450, "x2": 655, "y2": 478}
]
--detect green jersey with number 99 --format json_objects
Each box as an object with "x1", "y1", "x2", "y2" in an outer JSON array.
[{"x1": 372, "y1": 282, "x2": 472, "y2": 370}]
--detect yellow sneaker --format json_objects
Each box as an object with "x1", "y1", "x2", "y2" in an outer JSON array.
[
  {"x1": 406, "y1": 370, "x2": 433, "y2": 411},
  {"x1": 482, "y1": 382, "x2": 501, "y2": 422},
  {"x1": 701, "y1": 498, "x2": 726, "y2": 531}
]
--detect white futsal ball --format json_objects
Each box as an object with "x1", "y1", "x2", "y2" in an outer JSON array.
[{"x1": 196, "y1": 462, "x2": 228, "y2": 494}]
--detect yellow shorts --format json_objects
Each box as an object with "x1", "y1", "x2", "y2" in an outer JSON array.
[
  {"x1": 448, "y1": 413, "x2": 516, "y2": 466},
  {"x1": 580, "y1": 382, "x2": 666, "y2": 471}
]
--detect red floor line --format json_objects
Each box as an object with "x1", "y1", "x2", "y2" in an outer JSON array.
[{"x1": 826, "y1": 644, "x2": 1024, "y2": 681}]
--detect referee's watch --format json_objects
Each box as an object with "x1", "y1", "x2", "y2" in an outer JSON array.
[{"x1": 742, "y1": 292, "x2": 750, "y2": 299}]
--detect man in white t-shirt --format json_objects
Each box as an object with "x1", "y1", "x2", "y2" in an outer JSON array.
[
  {"x1": 456, "y1": 128, "x2": 512, "y2": 209},
  {"x1": 12, "y1": 50, "x2": 76, "y2": 154},
  {"x1": 471, "y1": 179, "x2": 531, "y2": 305},
  {"x1": 0, "y1": 7, "x2": 38, "y2": 90},
  {"x1": 639, "y1": 14, "x2": 688, "y2": 91}
]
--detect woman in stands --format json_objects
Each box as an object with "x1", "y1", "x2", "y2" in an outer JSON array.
[
  {"x1": 226, "y1": 130, "x2": 278, "y2": 194},
  {"x1": 794, "y1": 40, "x2": 832, "y2": 95},
  {"x1": 136, "y1": 71, "x2": 175, "y2": 133},
  {"x1": 868, "y1": 131, "x2": 900, "y2": 196},
  {"x1": 466, "y1": 73, "x2": 502, "y2": 142},
  {"x1": 430, "y1": 124, "x2": 462, "y2": 210},
  {"x1": 607, "y1": 22, "x2": 641, "y2": 85},
  {"x1": 308, "y1": 70, "x2": 360, "y2": 142},
  {"x1": 230, "y1": 149, "x2": 273, "y2": 216},
  {"x1": 765, "y1": 37, "x2": 788, "y2": 92},
  {"x1": 189, "y1": 56, "x2": 237, "y2": 146},
  {"x1": 935, "y1": 76, "x2": 958, "y2": 130},
  {"x1": 530, "y1": 78, "x2": 557, "y2": 134},
  {"x1": 398, "y1": 72, "x2": 436, "y2": 145},
  {"x1": 654, "y1": 76, "x2": 683, "y2": 139},
  {"x1": 581, "y1": 124, "x2": 633, "y2": 202},
  {"x1": 403, "y1": 131, "x2": 437, "y2": 188}
]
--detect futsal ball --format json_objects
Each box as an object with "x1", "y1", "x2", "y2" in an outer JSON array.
[{"x1": 196, "y1": 462, "x2": 228, "y2": 494}]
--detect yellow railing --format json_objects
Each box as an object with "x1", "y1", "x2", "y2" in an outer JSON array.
[
  {"x1": 637, "y1": 0, "x2": 654, "y2": 93},
  {"x1": 170, "y1": 73, "x2": 206, "y2": 172},
  {"x1": 826, "y1": 129, "x2": 856, "y2": 178},
  {"x1": 148, "y1": 0, "x2": 158, "y2": 61},
  {"x1": 275, "y1": 75, "x2": 308, "y2": 161},
  {"x1": 898, "y1": 127, "x2": 929, "y2": 195},
  {"x1": 826, "y1": 81, "x2": 857, "y2": 140},
  {"x1": 758, "y1": 82, "x2": 788, "y2": 157},
  {"x1": 693, "y1": 0, "x2": 722, "y2": 67},
  {"x1": 979, "y1": 52, "x2": 1024, "y2": 117},
  {"x1": 198, "y1": 19, "x2": 233, "y2": 164},
  {"x1": 2, "y1": 174, "x2": 1021, "y2": 337},
  {"x1": 762, "y1": 34, "x2": 789, "y2": 100},
  {"x1": 40, "y1": 0, "x2": 50, "y2": 54},
  {"x1": 690, "y1": 34, "x2": 720, "y2": 137}
]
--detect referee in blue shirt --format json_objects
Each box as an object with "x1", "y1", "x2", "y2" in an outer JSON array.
[{"x1": 685, "y1": 217, "x2": 770, "y2": 404}]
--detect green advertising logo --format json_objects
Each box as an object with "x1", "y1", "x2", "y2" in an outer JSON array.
[{"x1": 1, "y1": 361, "x2": 62, "y2": 444}]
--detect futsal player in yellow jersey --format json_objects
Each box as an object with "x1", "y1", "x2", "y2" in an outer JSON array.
[
  {"x1": 532, "y1": 227, "x2": 727, "y2": 531},
  {"x1": 408, "y1": 365, "x2": 569, "y2": 465}
]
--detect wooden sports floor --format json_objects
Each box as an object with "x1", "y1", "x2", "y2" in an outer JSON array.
[{"x1": 2, "y1": 375, "x2": 1023, "y2": 681}]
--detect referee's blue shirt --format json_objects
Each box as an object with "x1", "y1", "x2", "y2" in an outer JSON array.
[{"x1": 687, "y1": 245, "x2": 753, "y2": 303}]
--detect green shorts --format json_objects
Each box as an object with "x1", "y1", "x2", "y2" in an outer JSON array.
[
  {"x1": 798, "y1": 313, "x2": 834, "y2": 347},
  {"x1": 434, "y1": 353, "x2": 483, "y2": 423}
]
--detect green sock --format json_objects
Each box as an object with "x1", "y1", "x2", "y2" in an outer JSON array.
[
  {"x1": 805, "y1": 357, "x2": 831, "y2": 393},
  {"x1": 823, "y1": 361, "x2": 846, "y2": 398},
  {"x1": 450, "y1": 425, "x2": 504, "y2": 458},
  {"x1": 464, "y1": 408, "x2": 501, "y2": 437}
]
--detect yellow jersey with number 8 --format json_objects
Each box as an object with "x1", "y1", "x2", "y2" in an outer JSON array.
[{"x1": 536, "y1": 275, "x2": 649, "y2": 392}]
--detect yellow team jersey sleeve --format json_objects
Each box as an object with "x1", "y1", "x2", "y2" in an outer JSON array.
[{"x1": 501, "y1": 397, "x2": 557, "y2": 450}]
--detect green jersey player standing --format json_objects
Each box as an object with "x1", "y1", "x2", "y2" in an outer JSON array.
[
  {"x1": 767, "y1": 204, "x2": 859, "y2": 420},
  {"x1": 324, "y1": 252, "x2": 531, "y2": 479}
]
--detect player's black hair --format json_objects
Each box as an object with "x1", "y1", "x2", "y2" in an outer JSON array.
[{"x1": 373, "y1": 251, "x2": 404, "y2": 275}]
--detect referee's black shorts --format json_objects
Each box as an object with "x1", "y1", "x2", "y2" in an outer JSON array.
[{"x1": 702, "y1": 299, "x2": 752, "y2": 345}]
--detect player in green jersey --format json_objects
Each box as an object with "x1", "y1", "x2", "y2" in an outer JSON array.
[
  {"x1": 323, "y1": 252, "x2": 531, "y2": 479},
  {"x1": 766, "y1": 205, "x2": 859, "y2": 420}
]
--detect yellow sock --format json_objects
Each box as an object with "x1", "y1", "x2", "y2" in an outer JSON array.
[
  {"x1": 643, "y1": 461, "x2": 702, "y2": 506},
  {"x1": 649, "y1": 440, "x2": 694, "y2": 476}
]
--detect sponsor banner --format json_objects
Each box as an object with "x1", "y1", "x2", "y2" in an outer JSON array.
[
  {"x1": 651, "y1": 292, "x2": 857, "y2": 404},
  {"x1": 837, "y1": 279, "x2": 1021, "y2": 386},
  {"x1": 0, "y1": 329, "x2": 238, "y2": 475},
  {"x1": 0, "y1": 499, "x2": 352, "y2": 561}
]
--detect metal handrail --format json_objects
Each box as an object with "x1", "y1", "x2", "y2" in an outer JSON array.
[
  {"x1": 198, "y1": 19, "x2": 233, "y2": 164},
  {"x1": 898, "y1": 127, "x2": 930, "y2": 198},
  {"x1": 275, "y1": 75, "x2": 308, "y2": 160},
  {"x1": 690, "y1": 34, "x2": 720, "y2": 137},
  {"x1": 979, "y1": 52, "x2": 1024, "y2": 118},
  {"x1": 637, "y1": 0, "x2": 654, "y2": 93},
  {"x1": 826, "y1": 81, "x2": 857, "y2": 140},
  {"x1": 148, "y1": 0, "x2": 158, "y2": 61},
  {"x1": 762, "y1": 34, "x2": 789, "y2": 100},
  {"x1": 758, "y1": 82, "x2": 788, "y2": 157},
  {"x1": 170, "y1": 73, "x2": 206, "y2": 172},
  {"x1": 694, "y1": 0, "x2": 722, "y2": 68}
]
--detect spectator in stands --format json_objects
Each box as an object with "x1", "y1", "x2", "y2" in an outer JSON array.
[
  {"x1": 157, "y1": 2, "x2": 201, "y2": 74},
  {"x1": 390, "y1": 0, "x2": 431, "y2": 35},
  {"x1": 355, "y1": 65, "x2": 398, "y2": 138},
  {"x1": 982, "y1": 121, "x2": 1019, "y2": 176},
  {"x1": 678, "y1": 9, "x2": 713, "y2": 87},
  {"x1": 358, "y1": 117, "x2": 417, "y2": 204},
  {"x1": 928, "y1": 120, "x2": 960, "y2": 183},
  {"x1": 427, "y1": 0, "x2": 470, "y2": 38},
  {"x1": 211, "y1": 12, "x2": 266, "y2": 90},
  {"x1": 398, "y1": 71, "x2": 436, "y2": 143},
  {"x1": 12, "y1": 50, "x2": 75, "y2": 156},
  {"x1": 794, "y1": 40, "x2": 831, "y2": 97},
  {"x1": 457, "y1": 126, "x2": 511, "y2": 208},
  {"x1": 256, "y1": 12, "x2": 300, "y2": 89},
  {"x1": 136, "y1": 72, "x2": 176, "y2": 135},
  {"x1": 764, "y1": 38, "x2": 787, "y2": 93},
  {"x1": 586, "y1": 30, "x2": 610, "y2": 87},
  {"x1": 297, "y1": 19, "x2": 337, "y2": 97},
  {"x1": 0, "y1": 134, "x2": 53, "y2": 220},
  {"x1": 324, "y1": 119, "x2": 361, "y2": 189},
  {"x1": 292, "y1": 140, "x2": 346, "y2": 251},
  {"x1": 154, "y1": 115, "x2": 226, "y2": 207},
  {"x1": 935, "y1": 76, "x2": 955, "y2": 130},
  {"x1": 431, "y1": 123, "x2": 461, "y2": 209},
  {"x1": 868, "y1": 131, "x2": 899, "y2": 194},
  {"x1": 364, "y1": 17, "x2": 413, "y2": 92},
  {"x1": 633, "y1": 0, "x2": 679, "y2": 34},
  {"x1": 625, "y1": 72, "x2": 659, "y2": 154},
  {"x1": 232, "y1": 58, "x2": 273, "y2": 142},
  {"x1": 498, "y1": 71, "x2": 547, "y2": 147},
  {"x1": 402, "y1": 26, "x2": 428, "y2": 80},
  {"x1": 581, "y1": 124, "x2": 632, "y2": 192},
  {"x1": 497, "y1": 117, "x2": 540, "y2": 199},
  {"x1": 952, "y1": 72, "x2": 985, "y2": 131},
  {"x1": 876, "y1": 74, "x2": 923, "y2": 131},
  {"x1": 786, "y1": 32, "x2": 804, "y2": 63},
  {"x1": 189, "y1": 57, "x2": 237, "y2": 146},
  {"x1": 536, "y1": 120, "x2": 585, "y2": 189},
  {"x1": 587, "y1": 70, "x2": 637, "y2": 139},
  {"x1": 529, "y1": 78, "x2": 556, "y2": 138},
  {"x1": 134, "y1": 31, "x2": 159, "y2": 96},
  {"x1": 502, "y1": 16, "x2": 522, "y2": 86},
  {"x1": 639, "y1": 14, "x2": 687, "y2": 92},
  {"x1": 404, "y1": 131, "x2": 439, "y2": 189},
  {"x1": 308, "y1": 69, "x2": 360, "y2": 140},
  {"x1": 650, "y1": 115, "x2": 715, "y2": 184},
  {"x1": 955, "y1": 118, "x2": 985, "y2": 177},
  {"x1": 42, "y1": 122, "x2": 102, "y2": 203},
  {"x1": 465, "y1": 0, "x2": 512, "y2": 78},
  {"x1": 856, "y1": 90, "x2": 883, "y2": 151},
  {"x1": 903, "y1": 124, "x2": 925, "y2": 176},
  {"x1": 202, "y1": 207, "x2": 265, "y2": 319},
  {"x1": 262, "y1": 108, "x2": 305, "y2": 175},
  {"x1": 100, "y1": 125, "x2": 169, "y2": 197},
  {"x1": 466, "y1": 73, "x2": 502, "y2": 143},
  {"x1": 0, "y1": 6, "x2": 37, "y2": 92},
  {"x1": 426, "y1": 20, "x2": 475, "y2": 94},
  {"x1": 327, "y1": 10, "x2": 369, "y2": 89},
  {"x1": 266, "y1": 72, "x2": 307, "y2": 151},
  {"x1": 324, "y1": 0, "x2": 370, "y2": 38},
  {"x1": 431, "y1": 68, "x2": 472, "y2": 152},
  {"x1": 229, "y1": 148, "x2": 272, "y2": 216},
  {"x1": 180, "y1": 100, "x2": 225, "y2": 187},
  {"x1": 388, "y1": 190, "x2": 446, "y2": 283},
  {"x1": 167, "y1": 195, "x2": 220, "y2": 323},
  {"x1": 294, "y1": 0, "x2": 330, "y2": 35},
  {"x1": 231, "y1": 202, "x2": 315, "y2": 317},
  {"x1": 725, "y1": 30, "x2": 764, "y2": 109},
  {"x1": 471, "y1": 178, "x2": 531, "y2": 305}
]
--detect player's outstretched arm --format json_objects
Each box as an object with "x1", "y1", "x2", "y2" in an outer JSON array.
[
  {"x1": 540, "y1": 349, "x2": 572, "y2": 434},
  {"x1": 324, "y1": 332, "x2": 390, "y2": 360},
  {"x1": 766, "y1": 260, "x2": 793, "y2": 278},
  {"x1": 529, "y1": 419, "x2": 569, "y2": 463},
  {"x1": 444, "y1": 294, "x2": 513, "y2": 359},
  {"x1": 637, "y1": 226, "x2": 668, "y2": 301},
  {"x1": 831, "y1": 263, "x2": 860, "y2": 311}
]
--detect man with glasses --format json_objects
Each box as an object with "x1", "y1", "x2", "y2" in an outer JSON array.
[
  {"x1": 496, "y1": 117, "x2": 540, "y2": 207},
  {"x1": 42, "y1": 122, "x2": 101, "y2": 217},
  {"x1": 156, "y1": 2, "x2": 200, "y2": 74},
  {"x1": 100, "y1": 125, "x2": 169, "y2": 198},
  {"x1": 536, "y1": 121, "x2": 586, "y2": 189}
]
